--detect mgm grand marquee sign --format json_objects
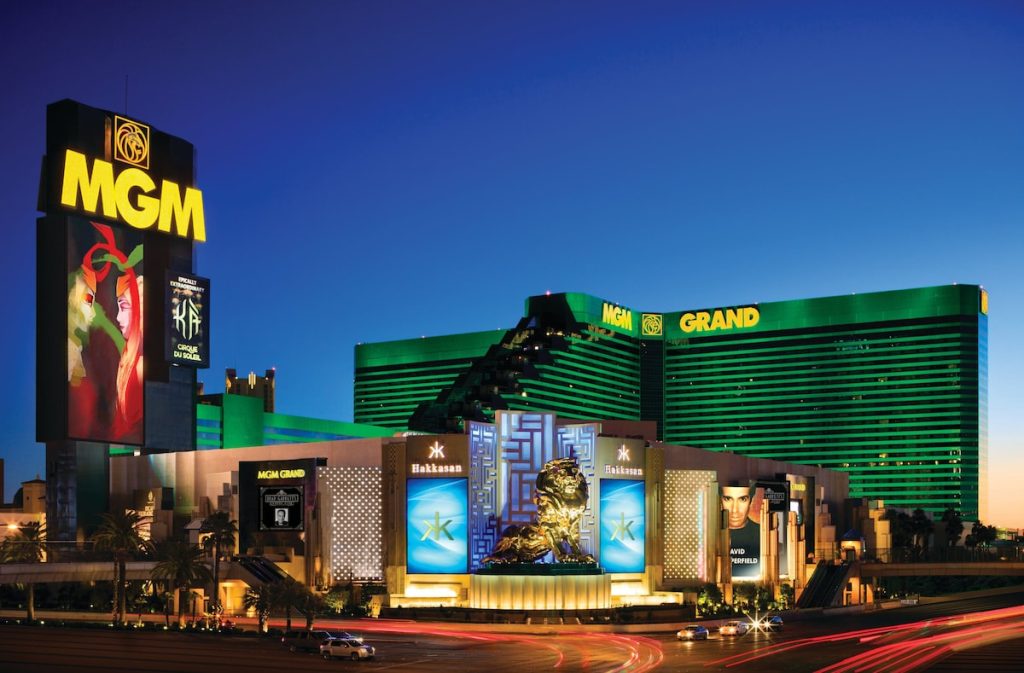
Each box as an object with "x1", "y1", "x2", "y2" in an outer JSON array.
[
  {"x1": 37, "y1": 99, "x2": 210, "y2": 449},
  {"x1": 678, "y1": 306, "x2": 759, "y2": 333},
  {"x1": 598, "y1": 299, "x2": 761, "y2": 337}
]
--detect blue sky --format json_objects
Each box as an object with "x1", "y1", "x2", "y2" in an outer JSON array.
[{"x1": 1, "y1": 1, "x2": 1021, "y2": 525}]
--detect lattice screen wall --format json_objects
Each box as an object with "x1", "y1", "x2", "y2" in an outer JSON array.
[
  {"x1": 664, "y1": 469, "x2": 716, "y2": 581},
  {"x1": 557, "y1": 423, "x2": 598, "y2": 557},
  {"x1": 320, "y1": 466, "x2": 383, "y2": 581},
  {"x1": 468, "y1": 421, "x2": 499, "y2": 570},
  {"x1": 497, "y1": 412, "x2": 556, "y2": 524}
]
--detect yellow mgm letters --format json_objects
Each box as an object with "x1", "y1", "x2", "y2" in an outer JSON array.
[
  {"x1": 59, "y1": 150, "x2": 206, "y2": 242},
  {"x1": 602, "y1": 302, "x2": 633, "y2": 330},
  {"x1": 679, "y1": 307, "x2": 760, "y2": 333}
]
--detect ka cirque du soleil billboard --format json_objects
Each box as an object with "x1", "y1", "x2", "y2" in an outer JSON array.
[
  {"x1": 66, "y1": 217, "x2": 145, "y2": 445},
  {"x1": 166, "y1": 273, "x2": 209, "y2": 367},
  {"x1": 406, "y1": 477, "x2": 468, "y2": 574},
  {"x1": 599, "y1": 479, "x2": 646, "y2": 573},
  {"x1": 721, "y1": 483, "x2": 764, "y2": 581}
]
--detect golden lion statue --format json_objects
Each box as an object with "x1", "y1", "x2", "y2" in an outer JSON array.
[{"x1": 483, "y1": 457, "x2": 595, "y2": 564}]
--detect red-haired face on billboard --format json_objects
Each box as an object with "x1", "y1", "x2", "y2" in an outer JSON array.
[{"x1": 66, "y1": 218, "x2": 144, "y2": 444}]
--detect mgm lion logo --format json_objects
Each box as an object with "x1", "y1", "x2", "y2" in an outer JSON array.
[
  {"x1": 114, "y1": 116, "x2": 150, "y2": 169},
  {"x1": 483, "y1": 456, "x2": 595, "y2": 565},
  {"x1": 641, "y1": 313, "x2": 663, "y2": 336}
]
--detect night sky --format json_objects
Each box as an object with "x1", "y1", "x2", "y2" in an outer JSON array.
[{"x1": 2, "y1": 2, "x2": 1022, "y2": 525}]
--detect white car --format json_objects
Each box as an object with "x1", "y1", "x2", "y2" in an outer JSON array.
[
  {"x1": 719, "y1": 620, "x2": 750, "y2": 636},
  {"x1": 321, "y1": 638, "x2": 376, "y2": 661}
]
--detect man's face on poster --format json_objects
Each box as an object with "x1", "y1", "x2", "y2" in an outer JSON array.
[{"x1": 721, "y1": 485, "x2": 753, "y2": 529}]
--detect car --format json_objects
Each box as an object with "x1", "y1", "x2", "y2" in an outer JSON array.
[
  {"x1": 321, "y1": 638, "x2": 376, "y2": 661},
  {"x1": 281, "y1": 630, "x2": 359, "y2": 653},
  {"x1": 676, "y1": 625, "x2": 710, "y2": 640},
  {"x1": 719, "y1": 620, "x2": 751, "y2": 636},
  {"x1": 760, "y1": 615, "x2": 783, "y2": 632}
]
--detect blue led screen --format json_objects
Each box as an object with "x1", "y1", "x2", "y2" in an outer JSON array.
[
  {"x1": 406, "y1": 477, "x2": 468, "y2": 574},
  {"x1": 599, "y1": 479, "x2": 645, "y2": 573}
]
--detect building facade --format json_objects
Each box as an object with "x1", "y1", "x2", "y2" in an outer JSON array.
[
  {"x1": 194, "y1": 393, "x2": 393, "y2": 450},
  {"x1": 355, "y1": 286, "x2": 987, "y2": 519},
  {"x1": 224, "y1": 368, "x2": 276, "y2": 412},
  {"x1": 109, "y1": 411, "x2": 849, "y2": 612}
]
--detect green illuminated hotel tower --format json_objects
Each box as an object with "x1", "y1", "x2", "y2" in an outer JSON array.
[{"x1": 355, "y1": 285, "x2": 987, "y2": 519}]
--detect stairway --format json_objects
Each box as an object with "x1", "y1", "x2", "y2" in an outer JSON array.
[
  {"x1": 796, "y1": 561, "x2": 853, "y2": 609},
  {"x1": 408, "y1": 296, "x2": 581, "y2": 433},
  {"x1": 231, "y1": 556, "x2": 289, "y2": 585}
]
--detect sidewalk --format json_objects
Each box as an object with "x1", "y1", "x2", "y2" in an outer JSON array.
[{"x1": 11, "y1": 587, "x2": 1016, "y2": 637}]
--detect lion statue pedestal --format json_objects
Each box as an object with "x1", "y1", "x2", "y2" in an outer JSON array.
[
  {"x1": 469, "y1": 457, "x2": 612, "y2": 611},
  {"x1": 469, "y1": 563, "x2": 611, "y2": 610}
]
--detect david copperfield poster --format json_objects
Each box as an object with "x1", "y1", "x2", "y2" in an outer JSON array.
[{"x1": 722, "y1": 483, "x2": 763, "y2": 581}]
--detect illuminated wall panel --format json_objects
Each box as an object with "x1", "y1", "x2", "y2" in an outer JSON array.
[
  {"x1": 468, "y1": 421, "x2": 499, "y2": 570},
  {"x1": 664, "y1": 469, "x2": 716, "y2": 581},
  {"x1": 321, "y1": 466, "x2": 383, "y2": 581},
  {"x1": 599, "y1": 479, "x2": 645, "y2": 573},
  {"x1": 407, "y1": 477, "x2": 468, "y2": 574},
  {"x1": 557, "y1": 423, "x2": 598, "y2": 558},
  {"x1": 497, "y1": 411, "x2": 556, "y2": 525}
]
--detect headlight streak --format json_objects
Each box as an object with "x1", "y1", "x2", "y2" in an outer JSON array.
[
  {"x1": 301, "y1": 618, "x2": 663, "y2": 673},
  {"x1": 818, "y1": 621, "x2": 1024, "y2": 673},
  {"x1": 702, "y1": 604, "x2": 1024, "y2": 672}
]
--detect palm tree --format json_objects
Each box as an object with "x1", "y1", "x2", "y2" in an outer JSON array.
[
  {"x1": 91, "y1": 510, "x2": 152, "y2": 625},
  {"x1": 909, "y1": 508, "x2": 935, "y2": 552},
  {"x1": 268, "y1": 578, "x2": 307, "y2": 632},
  {"x1": 199, "y1": 511, "x2": 238, "y2": 614},
  {"x1": 297, "y1": 586, "x2": 326, "y2": 630},
  {"x1": 242, "y1": 584, "x2": 274, "y2": 634},
  {"x1": 188, "y1": 588, "x2": 202, "y2": 626},
  {"x1": 940, "y1": 508, "x2": 964, "y2": 547},
  {"x1": 968, "y1": 520, "x2": 998, "y2": 548},
  {"x1": 883, "y1": 509, "x2": 913, "y2": 559},
  {"x1": 159, "y1": 584, "x2": 173, "y2": 628},
  {"x1": 151, "y1": 537, "x2": 214, "y2": 628},
  {"x1": 0, "y1": 522, "x2": 46, "y2": 622}
]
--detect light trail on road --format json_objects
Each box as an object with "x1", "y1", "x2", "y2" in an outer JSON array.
[
  {"x1": 816, "y1": 615, "x2": 1024, "y2": 673},
  {"x1": 304, "y1": 617, "x2": 664, "y2": 673},
  {"x1": 703, "y1": 604, "x2": 1024, "y2": 672}
]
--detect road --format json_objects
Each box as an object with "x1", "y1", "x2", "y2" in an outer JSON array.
[
  {"x1": 0, "y1": 625, "x2": 663, "y2": 673},
  {"x1": 670, "y1": 591, "x2": 1024, "y2": 673},
  {"x1": 1, "y1": 592, "x2": 1021, "y2": 673}
]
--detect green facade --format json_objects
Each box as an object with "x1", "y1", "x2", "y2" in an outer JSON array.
[
  {"x1": 508, "y1": 325, "x2": 641, "y2": 421},
  {"x1": 354, "y1": 330, "x2": 505, "y2": 429},
  {"x1": 353, "y1": 285, "x2": 987, "y2": 518},
  {"x1": 197, "y1": 394, "x2": 393, "y2": 449},
  {"x1": 661, "y1": 286, "x2": 986, "y2": 519}
]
